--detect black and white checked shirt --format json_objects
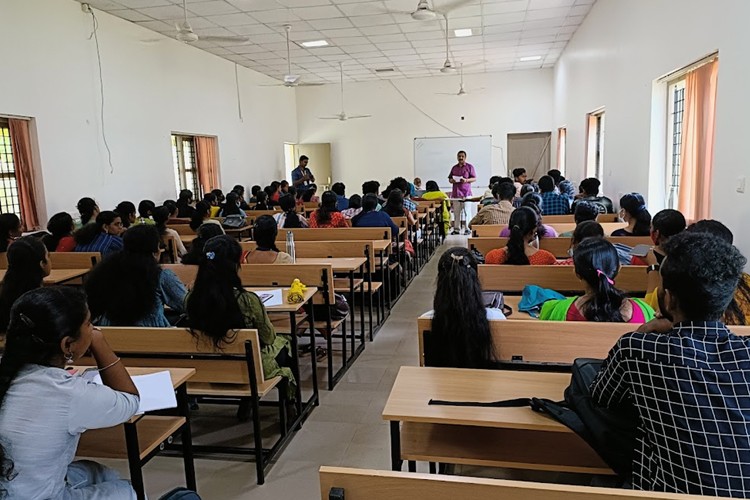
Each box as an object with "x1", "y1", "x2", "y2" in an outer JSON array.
[{"x1": 591, "y1": 321, "x2": 750, "y2": 497}]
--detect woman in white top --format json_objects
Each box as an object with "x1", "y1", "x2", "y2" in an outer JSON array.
[
  {"x1": 421, "y1": 247, "x2": 501, "y2": 369},
  {"x1": 0, "y1": 287, "x2": 140, "y2": 499},
  {"x1": 273, "y1": 194, "x2": 308, "y2": 229}
]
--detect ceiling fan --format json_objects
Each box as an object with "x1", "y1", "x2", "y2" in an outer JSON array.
[
  {"x1": 318, "y1": 63, "x2": 371, "y2": 122},
  {"x1": 265, "y1": 25, "x2": 324, "y2": 88},
  {"x1": 174, "y1": 0, "x2": 249, "y2": 44},
  {"x1": 436, "y1": 63, "x2": 484, "y2": 96},
  {"x1": 432, "y1": 14, "x2": 484, "y2": 74},
  {"x1": 376, "y1": 0, "x2": 476, "y2": 22}
]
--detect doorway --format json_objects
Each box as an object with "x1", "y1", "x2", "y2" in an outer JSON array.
[{"x1": 507, "y1": 132, "x2": 552, "y2": 182}]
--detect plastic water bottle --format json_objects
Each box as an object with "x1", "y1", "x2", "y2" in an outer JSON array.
[{"x1": 286, "y1": 231, "x2": 296, "y2": 263}]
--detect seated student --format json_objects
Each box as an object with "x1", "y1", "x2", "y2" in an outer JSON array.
[
  {"x1": 555, "y1": 220, "x2": 605, "y2": 265},
  {"x1": 186, "y1": 235, "x2": 295, "y2": 398},
  {"x1": 273, "y1": 193, "x2": 308, "y2": 228},
  {"x1": 301, "y1": 184, "x2": 319, "y2": 204},
  {"x1": 0, "y1": 287, "x2": 140, "y2": 499},
  {"x1": 152, "y1": 206, "x2": 187, "y2": 258},
  {"x1": 421, "y1": 247, "x2": 499, "y2": 369},
  {"x1": 190, "y1": 201, "x2": 222, "y2": 232},
  {"x1": 114, "y1": 201, "x2": 137, "y2": 229},
  {"x1": 269, "y1": 181, "x2": 282, "y2": 204},
  {"x1": 253, "y1": 191, "x2": 270, "y2": 211},
  {"x1": 538, "y1": 175, "x2": 570, "y2": 215},
  {"x1": 385, "y1": 178, "x2": 418, "y2": 212},
  {"x1": 512, "y1": 167, "x2": 527, "y2": 197},
  {"x1": 0, "y1": 214, "x2": 21, "y2": 253},
  {"x1": 630, "y1": 208, "x2": 685, "y2": 266},
  {"x1": 611, "y1": 193, "x2": 651, "y2": 237},
  {"x1": 73, "y1": 211, "x2": 124, "y2": 257},
  {"x1": 211, "y1": 188, "x2": 225, "y2": 205},
  {"x1": 419, "y1": 180, "x2": 450, "y2": 235},
  {"x1": 309, "y1": 191, "x2": 348, "y2": 228},
  {"x1": 499, "y1": 193, "x2": 559, "y2": 238},
  {"x1": 513, "y1": 183, "x2": 537, "y2": 208},
  {"x1": 332, "y1": 182, "x2": 348, "y2": 211},
  {"x1": 232, "y1": 185, "x2": 250, "y2": 210},
  {"x1": 176, "y1": 189, "x2": 196, "y2": 218},
  {"x1": 352, "y1": 194, "x2": 400, "y2": 238},
  {"x1": 163, "y1": 199, "x2": 183, "y2": 223},
  {"x1": 413, "y1": 177, "x2": 425, "y2": 197},
  {"x1": 591, "y1": 232, "x2": 750, "y2": 496},
  {"x1": 540, "y1": 238, "x2": 655, "y2": 322},
  {"x1": 246, "y1": 215, "x2": 294, "y2": 264},
  {"x1": 480, "y1": 176, "x2": 502, "y2": 205},
  {"x1": 341, "y1": 194, "x2": 363, "y2": 220},
  {"x1": 469, "y1": 181, "x2": 515, "y2": 227},
  {"x1": 486, "y1": 207, "x2": 557, "y2": 265},
  {"x1": 559, "y1": 201, "x2": 599, "y2": 238},
  {"x1": 180, "y1": 223, "x2": 225, "y2": 265},
  {"x1": 280, "y1": 180, "x2": 289, "y2": 195},
  {"x1": 571, "y1": 177, "x2": 615, "y2": 214},
  {"x1": 382, "y1": 189, "x2": 417, "y2": 227},
  {"x1": 248, "y1": 185, "x2": 262, "y2": 204},
  {"x1": 43, "y1": 212, "x2": 76, "y2": 252},
  {"x1": 641, "y1": 219, "x2": 750, "y2": 325},
  {"x1": 0, "y1": 236, "x2": 50, "y2": 332},
  {"x1": 220, "y1": 192, "x2": 247, "y2": 221},
  {"x1": 203, "y1": 193, "x2": 221, "y2": 218},
  {"x1": 75, "y1": 197, "x2": 99, "y2": 228},
  {"x1": 361, "y1": 180, "x2": 385, "y2": 206},
  {"x1": 85, "y1": 225, "x2": 187, "y2": 327}
]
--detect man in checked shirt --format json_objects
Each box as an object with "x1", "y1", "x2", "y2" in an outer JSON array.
[{"x1": 591, "y1": 231, "x2": 750, "y2": 496}]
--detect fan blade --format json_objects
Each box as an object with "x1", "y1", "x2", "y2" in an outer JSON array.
[
  {"x1": 347, "y1": 115, "x2": 372, "y2": 119},
  {"x1": 199, "y1": 35, "x2": 250, "y2": 44},
  {"x1": 296, "y1": 82, "x2": 325, "y2": 87},
  {"x1": 436, "y1": 92, "x2": 459, "y2": 95},
  {"x1": 318, "y1": 116, "x2": 343, "y2": 120},
  {"x1": 434, "y1": 0, "x2": 477, "y2": 15}
]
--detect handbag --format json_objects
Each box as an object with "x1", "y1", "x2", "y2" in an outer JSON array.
[
  {"x1": 428, "y1": 358, "x2": 637, "y2": 481},
  {"x1": 222, "y1": 214, "x2": 245, "y2": 229},
  {"x1": 481, "y1": 291, "x2": 512, "y2": 317}
]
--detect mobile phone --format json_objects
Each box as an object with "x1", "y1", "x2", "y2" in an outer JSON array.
[{"x1": 630, "y1": 244, "x2": 651, "y2": 257}]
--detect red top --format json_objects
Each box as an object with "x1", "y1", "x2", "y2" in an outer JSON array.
[
  {"x1": 55, "y1": 236, "x2": 76, "y2": 252},
  {"x1": 566, "y1": 299, "x2": 647, "y2": 323},
  {"x1": 485, "y1": 247, "x2": 557, "y2": 265},
  {"x1": 309, "y1": 211, "x2": 348, "y2": 228}
]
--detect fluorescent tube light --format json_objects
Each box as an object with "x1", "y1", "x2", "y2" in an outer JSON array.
[
  {"x1": 301, "y1": 40, "x2": 329, "y2": 48},
  {"x1": 519, "y1": 55, "x2": 542, "y2": 62},
  {"x1": 454, "y1": 28, "x2": 473, "y2": 37}
]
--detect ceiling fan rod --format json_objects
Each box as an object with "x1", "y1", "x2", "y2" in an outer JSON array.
[
  {"x1": 339, "y1": 62, "x2": 345, "y2": 114},
  {"x1": 285, "y1": 25, "x2": 292, "y2": 77}
]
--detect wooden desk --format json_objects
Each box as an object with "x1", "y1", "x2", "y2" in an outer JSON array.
[
  {"x1": 1, "y1": 269, "x2": 92, "y2": 286},
  {"x1": 76, "y1": 367, "x2": 197, "y2": 499},
  {"x1": 504, "y1": 296, "x2": 536, "y2": 320},
  {"x1": 180, "y1": 234, "x2": 197, "y2": 245},
  {"x1": 383, "y1": 366, "x2": 610, "y2": 475}
]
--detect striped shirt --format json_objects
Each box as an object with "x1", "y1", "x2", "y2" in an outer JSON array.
[{"x1": 74, "y1": 232, "x2": 123, "y2": 257}]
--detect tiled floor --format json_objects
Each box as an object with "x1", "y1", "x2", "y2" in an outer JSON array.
[{"x1": 102, "y1": 237, "x2": 462, "y2": 499}]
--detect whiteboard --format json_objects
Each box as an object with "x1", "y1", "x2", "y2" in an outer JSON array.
[{"x1": 414, "y1": 136, "x2": 493, "y2": 192}]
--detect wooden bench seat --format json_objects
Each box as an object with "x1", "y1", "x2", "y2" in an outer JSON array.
[
  {"x1": 478, "y1": 264, "x2": 648, "y2": 294},
  {"x1": 473, "y1": 222, "x2": 627, "y2": 238},
  {"x1": 78, "y1": 416, "x2": 186, "y2": 461},
  {"x1": 469, "y1": 236, "x2": 653, "y2": 259}
]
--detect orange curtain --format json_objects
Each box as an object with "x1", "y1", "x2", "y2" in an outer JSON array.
[
  {"x1": 678, "y1": 59, "x2": 719, "y2": 221},
  {"x1": 195, "y1": 136, "x2": 220, "y2": 196},
  {"x1": 8, "y1": 119, "x2": 40, "y2": 231}
]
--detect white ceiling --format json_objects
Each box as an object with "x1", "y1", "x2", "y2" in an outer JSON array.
[{"x1": 78, "y1": 0, "x2": 596, "y2": 84}]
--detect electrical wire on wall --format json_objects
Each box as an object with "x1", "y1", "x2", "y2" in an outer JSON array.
[
  {"x1": 387, "y1": 79, "x2": 507, "y2": 173},
  {"x1": 235, "y1": 63, "x2": 244, "y2": 122},
  {"x1": 86, "y1": 8, "x2": 115, "y2": 174}
]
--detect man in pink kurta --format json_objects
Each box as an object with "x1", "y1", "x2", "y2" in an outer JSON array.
[{"x1": 447, "y1": 150, "x2": 477, "y2": 233}]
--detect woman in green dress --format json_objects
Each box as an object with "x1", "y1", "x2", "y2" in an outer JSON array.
[{"x1": 185, "y1": 235, "x2": 295, "y2": 399}]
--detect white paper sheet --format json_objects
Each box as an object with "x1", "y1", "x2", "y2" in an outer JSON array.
[
  {"x1": 452, "y1": 175, "x2": 463, "y2": 182},
  {"x1": 255, "y1": 288, "x2": 283, "y2": 307},
  {"x1": 82, "y1": 370, "x2": 177, "y2": 414}
]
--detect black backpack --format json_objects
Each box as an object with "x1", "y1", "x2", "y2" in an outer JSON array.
[{"x1": 429, "y1": 358, "x2": 638, "y2": 480}]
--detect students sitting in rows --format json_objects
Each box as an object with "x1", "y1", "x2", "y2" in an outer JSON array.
[
  {"x1": 540, "y1": 238, "x2": 655, "y2": 322},
  {"x1": 190, "y1": 201, "x2": 221, "y2": 232},
  {"x1": 512, "y1": 183, "x2": 537, "y2": 208},
  {"x1": 0, "y1": 287, "x2": 140, "y2": 499},
  {"x1": 486, "y1": 207, "x2": 557, "y2": 265},
  {"x1": 386, "y1": 177, "x2": 417, "y2": 212},
  {"x1": 631, "y1": 209, "x2": 685, "y2": 266},
  {"x1": 422, "y1": 247, "x2": 498, "y2": 369},
  {"x1": 186, "y1": 235, "x2": 295, "y2": 399},
  {"x1": 361, "y1": 180, "x2": 385, "y2": 207},
  {"x1": 548, "y1": 169, "x2": 576, "y2": 202},
  {"x1": 500, "y1": 194, "x2": 558, "y2": 238},
  {"x1": 572, "y1": 177, "x2": 614, "y2": 214},
  {"x1": 555, "y1": 220, "x2": 605, "y2": 265},
  {"x1": 332, "y1": 182, "x2": 348, "y2": 211},
  {"x1": 75, "y1": 197, "x2": 99, "y2": 229},
  {"x1": 232, "y1": 185, "x2": 250, "y2": 210},
  {"x1": 419, "y1": 181, "x2": 450, "y2": 236},
  {"x1": 352, "y1": 194, "x2": 399, "y2": 238},
  {"x1": 611, "y1": 193, "x2": 651, "y2": 237},
  {"x1": 73, "y1": 211, "x2": 124, "y2": 257},
  {"x1": 180, "y1": 223, "x2": 224, "y2": 265},
  {"x1": 152, "y1": 206, "x2": 187, "y2": 258},
  {"x1": 559, "y1": 201, "x2": 599, "y2": 238},
  {"x1": 309, "y1": 191, "x2": 348, "y2": 228},
  {"x1": 176, "y1": 189, "x2": 196, "y2": 218},
  {"x1": 301, "y1": 184, "x2": 319, "y2": 204},
  {"x1": 341, "y1": 194, "x2": 363, "y2": 220},
  {"x1": 246, "y1": 216, "x2": 293, "y2": 264},
  {"x1": 253, "y1": 191, "x2": 270, "y2": 211},
  {"x1": 469, "y1": 181, "x2": 515, "y2": 227},
  {"x1": 0, "y1": 214, "x2": 21, "y2": 253},
  {"x1": 0, "y1": 236, "x2": 50, "y2": 332},
  {"x1": 43, "y1": 212, "x2": 76, "y2": 252},
  {"x1": 592, "y1": 232, "x2": 750, "y2": 496},
  {"x1": 538, "y1": 175, "x2": 570, "y2": 215},
  {"x1": 220, "y1": 192, "x2": 247, "y2": 221},
  {"x1": 85, "y1": 225, "x2": 186, "y2": 327},
  {"x1": 274, "y1": 193, "x2": 308, "y2": 228},
  {"x1": 382, "y1": 189, "x2": 417, "y2": 228}
]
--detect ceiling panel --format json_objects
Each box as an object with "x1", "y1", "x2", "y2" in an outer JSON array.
[{"x1": 80, "y1": 0, "x2": 596, "y2": 83}]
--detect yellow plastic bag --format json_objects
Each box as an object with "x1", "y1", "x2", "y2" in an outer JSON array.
[{"x1": 287, "y1": 278, "x2": 307, "y2": 303}]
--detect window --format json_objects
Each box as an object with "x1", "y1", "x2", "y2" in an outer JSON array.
[
  {"x1": 172, "y1": 134, "x2": 200, "y2": 197},
  {"x1": 666, "y1": 80, "x2": 686, "y2": 209},
  {"x1": 556, "y1": 127, "x2": 567, "y2": 174},
  {"x1": 586, "y1": 109, "x2": 605, "y2": 181},
  {"x1": 0, "y1": 119, "x2": 22, "y2": 218}
]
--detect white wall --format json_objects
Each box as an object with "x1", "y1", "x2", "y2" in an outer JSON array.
[
  {"x1": 553, "y1": 0, "x2": 750, "y2": 256},
  {"x1": 0, "y1": 0, "x2": 297, "y2": 222},
  {"x1": 296, "y1": 69, "x2": 554, "y2": 193}
]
